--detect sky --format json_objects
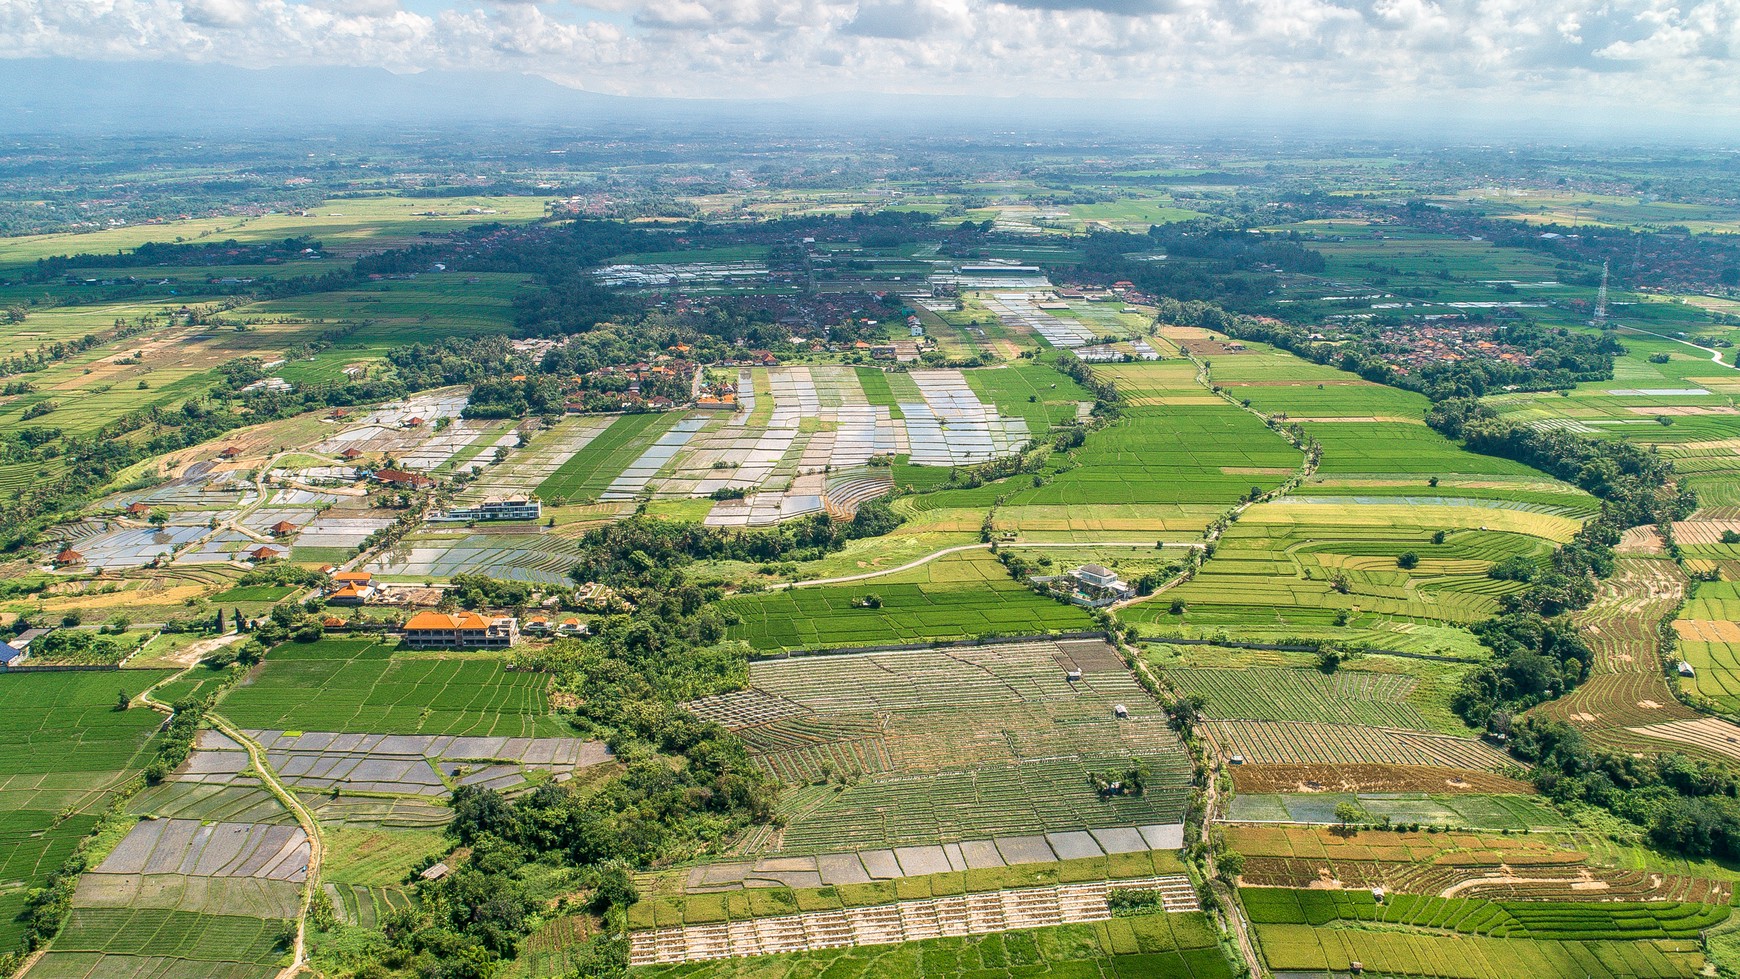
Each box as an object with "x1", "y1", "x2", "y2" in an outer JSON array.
[{"x1": 3, "y1": 0, "x2": 1738, "y2": 122}]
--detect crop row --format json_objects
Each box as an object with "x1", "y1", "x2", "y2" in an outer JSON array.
[
  {"x1": 1164, "y1": 667, "x2": 1430, "y2": 730},
  {"x1": 1243, "y1": 887, "x2": 1729, "y2": 940}
]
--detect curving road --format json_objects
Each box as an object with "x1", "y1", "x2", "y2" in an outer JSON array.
[{"x1": 1616, "y1": 324, "x2": 1736, "y2": 369}]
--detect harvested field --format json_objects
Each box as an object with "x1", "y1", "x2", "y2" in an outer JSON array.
[
  {"x1": 1165, "y1": 668, "x2": 1432, "y2": 730},
  {"x1": 246, "y1": 729, "x2": 610, "y2": 796},
  {"x1": 1626, "y1": 718, "x2": 1740, "y2": 762},
  {"x1": 1228, "y1": 764, "x2": 1534, "y2": 795},
  {"x1": 1226, "y1": 826, "x2": 1732, "y2": 904},
  {"x1": 72, "y1": 874, "x2": 303, "y2": 919},
  {"x1": 1227, "y1": 793, "x2": 1564, "y2": 832}
]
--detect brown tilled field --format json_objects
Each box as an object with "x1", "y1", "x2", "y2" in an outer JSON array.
[
  {"x1": 1226, "y1": 825, "x2": 1733, "y2": 903},
  {"x1": 1228, "y1": 764, "x2": 1532, "y2": 795}
]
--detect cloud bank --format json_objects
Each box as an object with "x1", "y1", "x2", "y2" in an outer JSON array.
[{"x1": 1, "y1": 0, "x2": 1735, "y2": 116}]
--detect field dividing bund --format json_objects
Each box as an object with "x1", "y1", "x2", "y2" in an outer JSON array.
[
  {"x1": 216, "y1": 638, "x2": 570, "y2": 737},
  {"x1": 629, "y1": 876, "x2": 1197, "y2": 966},
  {"x1": 686, "y1": 638, "x2": 1192, "y2": 859}
]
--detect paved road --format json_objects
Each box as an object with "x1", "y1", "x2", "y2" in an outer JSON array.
[{"x1": 1617, "y1": 324, "x2": 1737, "y2": 369}]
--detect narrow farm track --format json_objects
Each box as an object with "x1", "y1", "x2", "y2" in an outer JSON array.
[
  {"x1": 138, "y1": 665, "x2": 325, "y2": 978},
  {"x1": 1119, "y1": 349, "x2": 1319, "y2": 611},
  {"x1": 1131, "y1": 650, "x2": 1265, "y2": 979}
]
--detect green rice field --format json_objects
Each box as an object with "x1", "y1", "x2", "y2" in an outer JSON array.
[
  {"x1": 639, "y1": 911, "x2": 1233, "y2": 979},
  {"x1": 216, "y1": 638, "x2": 569, "y2": 736},
  {"x1": 536, "y1": 412, "x2": 683, "y2": 503},
  {"x1": 722, "y1": 551, "x2": 1094, "y2": 651}
]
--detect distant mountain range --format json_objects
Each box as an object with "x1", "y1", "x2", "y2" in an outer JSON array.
[{"x1": 0, "y1": 58, "x2": 1717, "y2": 141}]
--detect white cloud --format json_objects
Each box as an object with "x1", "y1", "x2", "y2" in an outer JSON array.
[
  {"x1": 181, "y1": 0, "x2": 253, "y2": 28},
  {"x1": 0, "y1": 0, "x2": 1734, "y2": 114}
]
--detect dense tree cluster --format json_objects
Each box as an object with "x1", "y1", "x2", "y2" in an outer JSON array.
[
  {"x1": 564, "y1": 504, "x2": 901, "y2": 587},
  {"x1": 1185, "y1": 302, "x2": 1618, "y2": 400},
  {"x1": 1428, "y1": 398, "x2": 1693, "y2": 526},
  {"x1": 1512, "y1": 718, "x2": 1740, "y2": 860}
]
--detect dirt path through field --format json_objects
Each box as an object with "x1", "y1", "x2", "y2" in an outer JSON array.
[
  {"x1": 1117, "y1": 349, "x2": 1319, "y2": 612},
  {"x1": 163, "y1": 631, "x2": 249, "y2": 668},
  {"x1": 136, "y1": 664, "x2": 326, "y2": 979},
  {"x1": 769, "y1": 539, "x2": 1201, "y2": 591}
]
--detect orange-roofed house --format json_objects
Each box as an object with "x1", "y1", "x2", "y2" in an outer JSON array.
[
  {"x1": 328, "y1": 582, "x2": 374, "y2": 605},
  {"x1": 248, "y1": 545, "x2": 283, "y2": 562},
  {"x1": 270, "y1": 520, "x2": 298, "y2": 537},
  {"x1": 333, "y1": 570, "x2": 372, "y2": 584},
  {"x1": 402, "y1": 610, "x2": 519, "y2": 649},
  {"x1": 125, "y1": 502, "x2": 152, "y2": 518},
  {"x1": 54, "y1": 548, "x2": 85, "y2": 567},
  {"x1": 218, "y1": 446, "x2": 241, "y2": 459}
]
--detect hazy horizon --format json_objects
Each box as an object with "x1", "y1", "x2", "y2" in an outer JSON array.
[{"x1": 3, "y1": 0, "x2": 1739, "y2": 139}]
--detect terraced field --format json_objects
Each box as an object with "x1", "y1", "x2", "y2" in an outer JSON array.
[
  {"x1": 1138, "y1": 502, "x2": 1564, "y2": 631},
  {"x1": 1535, "y1": 557, "x2": 1708, "y2": 754},
  {"x1": 1228, "y1": 825, "x2": 1731, "y2": 903}
]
